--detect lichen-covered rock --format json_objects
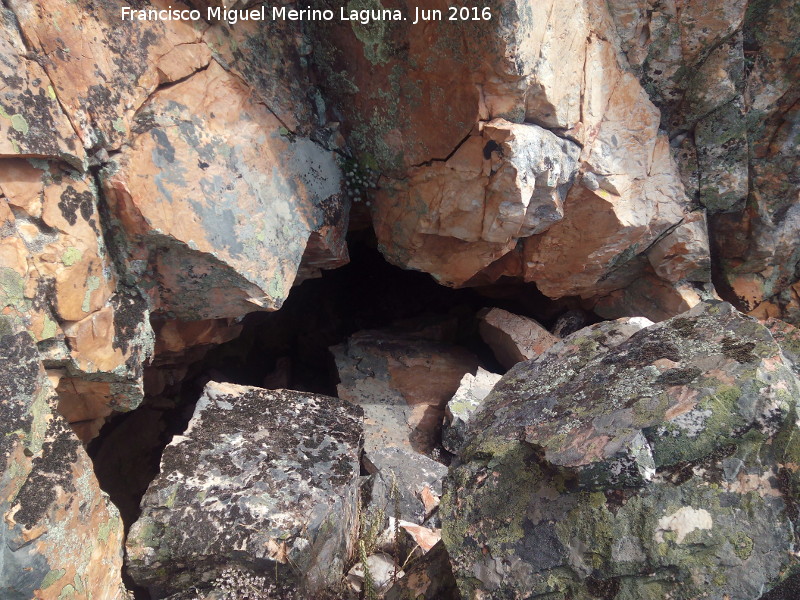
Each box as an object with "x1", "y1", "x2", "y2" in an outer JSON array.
[
  {"x1": 0, "y1": 9, "x2": 84, "y2": 167},
  {"x1": 0, "y1": 314, "x2": 127, "y2": 600},
  {"x1": 478, "y1": 307, "x2": 557, "y2": 369},
  {"x1": 364, "y1": 447, "x2": 448, "y2": 527},
  {"x1": 125, "y1": 381, "x2": 363, "y2": 598},
  {"x1": 7, "y1": 0, "x2": 208, "y2": 150},
  {"x1": 203, "y1": 15, "x2": 314, "y2": 135},
  {"x1": 103, "y1": 60, "x2": 348, "y2": 320},
  {"x1": 443, "y1": 367, "x2": 502, "y2": 455},
  {"x1": 1, "y1": 159, "x2": 153, "y2": 441},
  {"x1": 606, "y1": 0, "x2": 800, "y2": 325},
  {"x1": 331, "y1": 330, "x2": 480, "y2": 455},
  {"x1": 443, "y1": 302, "x2": 800, "y2": 599}
]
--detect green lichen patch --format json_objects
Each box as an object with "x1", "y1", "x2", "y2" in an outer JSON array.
[{"x1": 444, "y1": 302, "x2": 800, "y2": 598}]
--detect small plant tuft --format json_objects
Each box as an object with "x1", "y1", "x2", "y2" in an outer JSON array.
[
  {"x1": 189, "y1": 567, "x2": 297, "y2": 600},
  {"x1": 342, "y1": 157, "x2": 379, "y2": 206}
]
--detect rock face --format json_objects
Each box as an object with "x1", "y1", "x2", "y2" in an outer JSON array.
[
  {"x1": 371, "y1": 119, "x2": 581, "y2": 287},
  {"x1": 103, "y1": 60, "x2": 348, "y2": 320},
  {"x1": 443, "y1": 367, "x2": 502, "y2": 455},
  {"x1": 316, "y1": 0, "x2": 711, "y2": 317},
  {"x1": 126, "y1": 382, "x2": 363, "y2": 598},
  {"x1": 478, "y1": 307, "x2": 557, "y2": 369},
  {"x1": 364, "y1": 447, "x2": 448, "y2": 527},
  {"x1": 0, "y1": 158, "x2": 154, "y2": 443},
  {"x1": 0, "y1": 0, "x2": 798, "y2": 598},
  {"x1": 331, "y1": 329, "x2": 480, "y2": 455},
  {"x1": 603, "y1": 0, "x2": 800, "y2": 324},
  {"x1": 384, "y1": 541, "x2": 460, "y2": 600},
  {"x1": 0, "y1": 315, "x2": 126, "y2": 600},
  {"x1": 443, "y1": 302, "x2": 800, "y2": 599}
]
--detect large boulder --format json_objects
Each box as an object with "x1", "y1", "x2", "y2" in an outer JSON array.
[
  {"x1": 443, "y1": 302, "x2": 800, "y2": 599},
  {"x1": 0, "y1": 314, "x2": 127, "y2": 600},
  {"x1": 126, "y1": 382, "x2": 363, "y2": 598},
  {"x1": 103, "y1": 60, "x2": 348, "y2": 320},
  {"x1": 331, "y1": 329, "x2": 480, "y2": 455}
]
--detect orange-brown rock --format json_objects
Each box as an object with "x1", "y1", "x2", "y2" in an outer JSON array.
[
  {"x1": 1, "y1": 159, "x2": 153, "y2": 441},
  {"x1": 331, "y1": 330, "x2": 480, "y2": 455},
  {"x1": 1, "y1": 160, "x2": 115, "y2": 333},
  {"x1": 153, "y1": 318, "x2": 243, "y2": 357},
  {"x1": 103, "y1": 60, "x2": 348, "y2": 320},
  {"x1": 321, "y1": 0, "x2": 710, "y2": 318},
  {"x1": 593, "y1": 271, "x2": 710, "y2": 323},
  {"x1": 607, "y1": 0, "x2": 800, "y2": 325},
  {"x1": 478, "y1": 308, "x2": 557, "y2": 369},
  {"x1": 0, "y1": 11, "x2": 83, "y2": 167},
  {"x1": 372, "y1": 119, "x2": 580, "y2": 286},
  {"x1": 203, "y1": 17, "x2": 314, "y2": 134},
  {"x1": 8, "y1": 0, "x2": 208, "y2": 150}
]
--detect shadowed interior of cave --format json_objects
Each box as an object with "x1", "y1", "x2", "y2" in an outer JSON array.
[{"x1": 86, "y1": 231, "x2": 587, "y2": 547}]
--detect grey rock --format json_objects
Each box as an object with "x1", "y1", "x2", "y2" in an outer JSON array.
[
  {"x1": 125, "y1": 382, "x2": 363, "y2": 598},
  {"x1": 443, "y1": 367, "x2": 502, "y2": 455},
  {"x1": 443, "y1": 302, "x2": 800, "y2": 599},
  {"x1": 364, "y1": 447, "x2": 448, "y2": 527}
]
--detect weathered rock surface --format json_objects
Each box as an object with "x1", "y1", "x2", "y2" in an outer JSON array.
[
  {"x1": 364, "y1": 447, "x2": 448, "y2": 527},
  {"x1": 347, "y1": 553, "x2": 404, "y2": 595},
  {"x1": 605, "y1": 0, "x2": 800, "y2": 325},
  {"x1": 372, "y1": 119, "x2": 581, "y2": 286},
  {"x1": 443, "y1": 367, "x2": 502, "y2": 455},
  {"x1": 103, "y1": 60, "x2": 347, "y2": 320},
  {"x1": 318, "y1": 0, "x2": 711, "y2": 317},
  {"x1": 126, "y1": 381, "x2": 363, "y2": 598},
  {"x1": 384, "y1": 541, "x2": 460, "y2": 600},
  {"x1": 0, "y1": 9, "x2": 84, "y2": 167},
  {"x1": 0, "y1": 314, "x2": 126, "y2": 600},
  {"x1": 1, "y1": 159, "x2": 153, "y2": 441},
  {"x1": 7, "y1": 0, "x2": 208, "y2": 151},
  {"x1": 331, "y1": 329, "x2": 480, "y2": 455},
  {"x1": 478, "y1": 307, "x2": 557, "y2": 369},
  {"x1": 443, "y1": 302, "x2": 800, "y2": 598}
]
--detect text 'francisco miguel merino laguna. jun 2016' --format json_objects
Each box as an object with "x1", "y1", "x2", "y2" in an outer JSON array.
[{"x1": 120, "y1": 4, "x2": 494, "y2": 26}]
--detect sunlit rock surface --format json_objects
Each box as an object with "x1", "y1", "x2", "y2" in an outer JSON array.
[
  {"x1": 126, "y1": 382, "x2": 363, "y2": 598},
  {"x1": 443, "y1": 302, "x2": 800, "y2": 598}
]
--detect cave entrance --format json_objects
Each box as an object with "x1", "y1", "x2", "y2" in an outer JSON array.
[{"x1": 87, "y1": 231, "x2": 577, "y2": 531}]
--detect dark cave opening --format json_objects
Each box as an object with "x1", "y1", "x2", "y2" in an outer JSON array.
[{"x1": 87, "y1": 231, "x2": 586, "y2": 596}]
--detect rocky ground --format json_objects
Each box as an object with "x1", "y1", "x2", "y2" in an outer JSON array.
[{"x1": 1, "y1": 0, "x2": 798, "y2": 599}]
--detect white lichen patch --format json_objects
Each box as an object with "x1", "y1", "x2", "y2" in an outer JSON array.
[{"x1": 654, "y1": 506, "x2": 713, "y2": 543}]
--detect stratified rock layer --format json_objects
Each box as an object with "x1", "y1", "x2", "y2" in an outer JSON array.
[
  {"x1": 443, "y1": 302, "x2": 800, "y2": 599},
  {"x1": 126, "y1": 382, "x2": 363, "y2": 598}
]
